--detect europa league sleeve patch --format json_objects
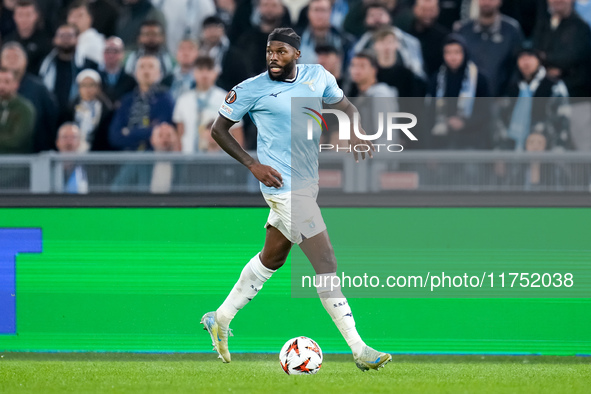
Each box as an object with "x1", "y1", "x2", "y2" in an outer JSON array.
[{"x1": 225, "y1": 90, "x2": 237, "y2": 104}]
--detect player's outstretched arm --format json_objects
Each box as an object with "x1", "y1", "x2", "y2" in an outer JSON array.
[
  {"x1": 211, "y1": 115, "x2": 283, "y2": 188},
  {"x1": 326, "y1": 97, "x2": 375, "y2": 162}
]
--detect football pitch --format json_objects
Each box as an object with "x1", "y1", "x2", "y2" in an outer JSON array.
[{"x1": 1, "y1": 353, "x2": 589, "y2": 394}]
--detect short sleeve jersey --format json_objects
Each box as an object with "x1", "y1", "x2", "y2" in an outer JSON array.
[{"x1": 218, "y1": 64, "x2": 344, "y2": 194}]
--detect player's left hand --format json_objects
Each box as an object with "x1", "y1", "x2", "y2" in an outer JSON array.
[{"x1": 350, "y1": 124, "x2": 375, "y2": 162}]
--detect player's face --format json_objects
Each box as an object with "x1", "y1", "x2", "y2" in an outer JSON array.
[{"x1": 266, "y1": 41, "x2": 300, "y2": 81}]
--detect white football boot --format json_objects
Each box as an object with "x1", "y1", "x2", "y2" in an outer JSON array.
[
  {"x1": 201, "y1": 311, "x2": 232, "y2": 363},
  {"x1": 354, "y1": 345, "x2": 392, "y2": 371}
]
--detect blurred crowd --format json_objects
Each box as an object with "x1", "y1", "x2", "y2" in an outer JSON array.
[{"x1": 1, "y1": 0, "x2": 591, "y2": 160}]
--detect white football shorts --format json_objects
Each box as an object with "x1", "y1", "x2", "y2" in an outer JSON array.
[{"x1": 261, "y1": 184, "x2": 327, "y2": 244}]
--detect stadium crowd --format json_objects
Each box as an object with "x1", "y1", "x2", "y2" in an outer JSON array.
[{"x1": 0, "y1": 0, "x2": 590, "y2": 159}]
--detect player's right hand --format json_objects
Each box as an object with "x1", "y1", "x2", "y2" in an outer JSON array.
[{"x1": 249, "y1": 163, "x2": 283, "y2": 188}]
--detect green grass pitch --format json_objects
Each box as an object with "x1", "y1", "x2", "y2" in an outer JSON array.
[{"x1": 1, "y1": 353, "x2": 590, "y2": 393}]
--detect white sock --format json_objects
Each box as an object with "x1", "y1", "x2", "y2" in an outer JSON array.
[
  {"x1": 216, "y1": 253, "x2": 275, "y2": 327},
  {"x1": 316, "y1": 273, "x2": 366, "y2": 357}
]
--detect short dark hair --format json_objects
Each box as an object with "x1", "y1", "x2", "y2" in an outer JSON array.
[
  {"x1": 270, "y1": 27, "x2": 300, "y2": 39},
  {"x1": 67, "y1": 0, "x2": 90, "y2": 14},
  {"x1": 56, "y1": 23, "x2": 80, "y2": 37},
  {"x1": 194, "y1": 56, "x2": 216, "y2": 70},
  {"x1": 365, "y1": 0, "x2": 389, "y2": 15},
  {"x1": 140, "y1": 20, "x2": 164, "y2": 33},
  {"x1": 353, "y1": 50, "x2": 379, "y2": 70},
  {"x1": 15, "y1": 0, "x2": 40, "y2": 11},
  {"x1": 315, "y1": 44, "x2": 342, "y2": 57},
  {"x1": 202, "y1": 15, "x2": 225, "y2": 28},
  {"x1": 373, "y1": 28, "x2": 397, "y2": 43}
]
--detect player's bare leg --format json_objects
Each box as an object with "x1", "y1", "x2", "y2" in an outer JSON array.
[
  {"x1": 299, "y1": 230, "x2": 392, "y2": 371},
  {"x1": 202, "y1": 225, "x2": 291, "y2": 362}
]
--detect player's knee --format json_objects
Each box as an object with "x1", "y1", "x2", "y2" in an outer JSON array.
[{"x1": 260, "y1": 251, "x2": 288, "y2": 270}]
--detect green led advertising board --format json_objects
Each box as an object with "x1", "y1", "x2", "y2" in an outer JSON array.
[{"x1": 0, "y1": 208, "x2": 589, "y2": 355}]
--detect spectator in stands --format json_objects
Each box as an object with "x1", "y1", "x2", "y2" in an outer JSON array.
[
  {"x1": 455, "y1": 0, "x2": 524, "y2": 96},
  {"x1": 3, "y1": 0, "x2": 52, "y2": 75},
  {"x1": 344, "y1": 0, "x2": 413, "y2": 35},
  {"x1": 315, "y1": 44, "x2": 346, "y2": 88},
  {"x1": 533, "y1": 0, "x2": 591, "y2": 97},
  {"x1": 0, "y1": 0, "x2": 17, "y2": 39},
  {"x1": 200, "y1": 119, "x2": 222, "y2": 152},
  {"x1": 373, "y1": 28, "x2": 425, "y2": 97},
  {"x1": 296, "y1": 0, "x2": 355, "y2": 67},
  {"x1": 168, "y1": 39, "x2": 199, "y2": 100},
  {"x1": 501, "y1": 131, "x2": 570, "y2": 190},
  {"x1": 1, "y1": 42, "x2": 58, "y2": 152},
  {"x1": 199, "y1": 15, "x2": 248, "y2": 91},
  {"x1": 151, "y1": 121, "x2": 180, "y2": 152},
  {"x1": 123, "y1": 20, "x2": 175, "y2": 80},
  {"x1": 346, "y1": 51, "x2": 398, "y2": 144},
  {"x1": 67, "y1": 0, "x2": 105, "y2": 67},
  {"x1": 228, "y1": 0, "x2": 291, "y2": 44},
  {"x1": 152, "y1": 0, "x2": 216, "y2": 54},
  {"x1": 173, "y1": 56, "x2": 243, "y2": 153},
  {"x1": 199, "y1": 16, "x2": 226, "y2": 67},
  {"x1": 235, "y1": 0, "x2": 292, "y2": 75},
  {"x1": 39, "y1": 24, "x2": 98, "y2": 119},
  {"x1": 402, "y1": 0, "x2": 449, "y2": 77},
  {"x1": 498, "y1": 45, "x2": 571, "y2": 151},
  {"x1": 214, "y1": 0, "x2": 238, "y2": 27},
  {"x1": 55, "y1": 122, "x2": 89, "y2": 194},
  {"x1": 0, "y1": 67, "x2": 35, "y2": 154},
  {"x1": 87, "y1": 0, "x2": 121, "y2": 38},
  {"x1": 427, "y1": 34, "x2": 491, "y2": 149},
  {"x1": 348, "y1": 50, "x2": 398, "y2": 97},
  {"x1": 352, "y1": 2, "x2": 426, "y2": 80},
  {"x1": 55, "y1": 122, "x2": 82, "y2": 153},
  {"x1": 109, "y1": 54, "x2": 174, "y2": 151},
  {"x1": 61, "y1": 69, "x2": 113, "y2": 151},
  {"x1": 296, "y1": 0, "x2": 351, "y2": 32},
  {"x1": 116, "y1": 0, "x2": 166, "y2": 50},
  {"x1": 98, "y1": 36, "x2": 136, "y2": 108},
  {"x1": 149, "y1": 122, "x2": 181, "y2": 193}
]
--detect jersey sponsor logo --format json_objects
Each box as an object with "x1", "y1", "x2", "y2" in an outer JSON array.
[
  {"x1": 220, "y1": 103, "x2": 233, "y2": 115},
  {"x1": 225, "y1": 89, "x2": 237, "y2": 104}
]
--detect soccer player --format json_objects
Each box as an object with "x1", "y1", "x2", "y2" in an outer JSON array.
[{"x1": 201, "y1": 27, "x2": 392, "y2": 371}]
